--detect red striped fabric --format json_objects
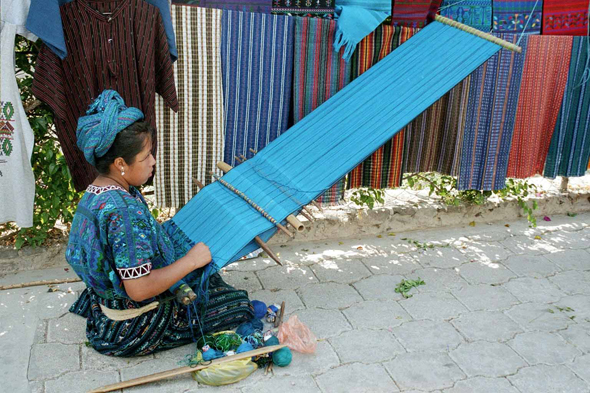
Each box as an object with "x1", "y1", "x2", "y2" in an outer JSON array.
[
  {"x1": 507, "y1": 35, "x2": 573, "y2": 179},
  {"x1": 391, "y1": 0, "x2": 443, "y2": 27},
  {"x1": 542, "y1": 0, "x2": 589, "y2": 36},
  {"x1": 32, "y1": 0, "x2": 178, "y2": 191}
]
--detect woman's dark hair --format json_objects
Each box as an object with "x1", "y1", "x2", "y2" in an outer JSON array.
[{"x1": 95, "y1": 121, "x2": 156, "y2": 175}]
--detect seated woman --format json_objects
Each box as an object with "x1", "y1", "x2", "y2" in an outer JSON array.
[{"x1": 67, "y1": 90, "x2": 254, "y2": 357}]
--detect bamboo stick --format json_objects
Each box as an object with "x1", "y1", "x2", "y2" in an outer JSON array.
[
  {"x1": 89, "y1": 345, "x2": 287, "y2": 393},
  {"x1": 249, "y1": 148, "x2": 257, "y2": 155},
  {"x1": 299, "y1": 209, "x2": 314, "y2": 222},
  {"x1": 217, "y1": 161, "x2": 233, "y2": 173},
  {"x1": 235, "y1": 155, "x2": 243, "y2": 163},
  {"x1": 0, "y1": 278, "x2": 82, "y2": 291}
]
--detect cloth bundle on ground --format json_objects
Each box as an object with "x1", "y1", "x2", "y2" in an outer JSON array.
[
  {"x1": 155, "y1": 5, "x2": 225, "y2": 207},
  {"x1": 492, "y1": 0, "x2": 543, "y2": 34},
  {"x1": 542, "y1": 0, "x2": 590, "y2": 36},
  {"x1": 439, "y1": 0, "x2": 493, "y2": 32}
]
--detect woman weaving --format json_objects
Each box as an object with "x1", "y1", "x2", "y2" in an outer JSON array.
[{"x1": 67, "y1": 90, "x2": 254, "y2": 357}]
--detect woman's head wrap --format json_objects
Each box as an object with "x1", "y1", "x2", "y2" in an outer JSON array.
[{"x1": 76, "y1": 90, "x2": 145, "y2": 166}]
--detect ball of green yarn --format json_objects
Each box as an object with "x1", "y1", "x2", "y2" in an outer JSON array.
[
  {"x1": 265, "y1": 336, "x2": 280, "y2": 346},
  {"x1": 272, "y1": 347, "x2": 292, "y2": 367}
]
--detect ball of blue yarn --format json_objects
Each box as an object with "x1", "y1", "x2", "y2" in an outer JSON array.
[
  {"x1": 272, "y1": 347, "x2": 292, "y2": 367},
  {"x1": 251, "y1": 300, "x2": 267, "y2": 319},
  {"x1": 236, "y1": 318, "x2": 263, "y2": 337},
  {"x1": 202, "y1": 348, "x2": 224, "y2": 361},
  {"x1": 236, "y1": 341, "x2": 254, "y2": 354}
]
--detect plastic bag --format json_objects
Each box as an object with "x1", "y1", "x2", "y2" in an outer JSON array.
[
  {"x1": 278, "y1": 315, "x2": 317, "y2": 353},
  {"x1": 192, "y1": 353, "x2": 257, "y2": 386}
]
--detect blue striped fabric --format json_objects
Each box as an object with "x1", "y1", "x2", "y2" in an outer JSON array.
[
  {"x1": 173, "y1": 21, "x2": 502, "y2": 271},
  {"x1": 221, "y1": 10, "x2": 294, "y2": 167},
  {"x1": 544, "y1": 37, "x2": 590, "y2": 179},
  {"x1": 439, "y1": 0, "x2": 493, "y2": 32},
  {"x1": 458, "y1": 34, "x2": 528, "y2": 191}
]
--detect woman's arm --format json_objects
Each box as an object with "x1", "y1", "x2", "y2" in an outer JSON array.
[{"x1": 123, "y1": 242, "x2": 211, "y2": 302}]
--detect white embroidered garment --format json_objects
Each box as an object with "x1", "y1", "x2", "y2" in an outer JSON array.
[{"x1": 0, "y1": 0, "x2": 36, "y2": 227}]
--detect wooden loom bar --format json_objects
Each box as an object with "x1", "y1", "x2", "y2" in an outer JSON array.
[
  {"x1": 434, "y1": 15, "x2": 523, "y2": 53},
  {"x1": 89, "y1": 345, "x2": 287, "y2": 392},
  {"x1": 192, "y1": 178, "x2": 282, "y2": 266}
]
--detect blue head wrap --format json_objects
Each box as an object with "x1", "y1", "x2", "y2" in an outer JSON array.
[{"x1": 76, "y1": 90, "x2": 145, "y2": 166}]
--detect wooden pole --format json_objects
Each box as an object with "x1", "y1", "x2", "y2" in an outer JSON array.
[
  {"x1": 0, "y1": 278, "x2": 82, "y2": 291},
  {"x1": 299, "y1": 209, "x2": 314, "y2": 222},
  {"x1": 89, "y1": 345, "x2": 287, "y2": 393},
  {"x1": 310, "y1": 200, "x2": 323, "y2": 212},
  {"x1": 560, "y1": 177, "x2": 569, "y2": 192}
]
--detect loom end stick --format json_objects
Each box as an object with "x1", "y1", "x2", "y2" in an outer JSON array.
[
  {"x1": 249, "y1": 148, "x2": 257, "y2": 155},
  {"x1": 299, "y1": 208, "x2": 315, "y2": 222},
  {"x1": 192, "y1": 178, "x2": 205, "y2": 190},
  {"x1": 310, "y1": 200, "x2": 324, "y2": 212},
  {"x1": 217, "y1": 161, "x2": 233, "y2": 173},
  {"x1": 254, "y1": 235, "x2": 282, "y2": 266}
]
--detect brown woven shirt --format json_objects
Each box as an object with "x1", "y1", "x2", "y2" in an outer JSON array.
[{"x1": 33, "y1": 0, "x2": 178, "y2": 191}]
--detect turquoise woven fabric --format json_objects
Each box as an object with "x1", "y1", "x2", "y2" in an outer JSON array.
[{"x1": 172, "y1": 21, "x2": 501, "y2": 271}]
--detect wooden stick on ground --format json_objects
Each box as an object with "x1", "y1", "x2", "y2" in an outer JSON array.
[
  {"x1": 274, "y1": 300, "x2": 286, "y2": 328},
  {"x1": 89, "y1": 345, "x2": 287, "y2": 393},
  {"x1": 0, "y1": 278, "x2": 82, "y2": 291}
]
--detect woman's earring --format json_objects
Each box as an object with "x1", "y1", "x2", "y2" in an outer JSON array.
[{"x1": 121, "y1": 168, "x2": 125, "y2": 176}]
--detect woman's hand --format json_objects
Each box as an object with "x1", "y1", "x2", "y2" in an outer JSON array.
[{"x1": 186, "y1": 242, "x2": 212, "y2": 269}]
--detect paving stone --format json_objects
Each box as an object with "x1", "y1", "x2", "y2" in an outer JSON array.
[
  {"x1": 505, "y1": 303, "x2": 574, "y2": 332},
  {"x1": 384, "y1": 351, "x2": 465, "y2": 391},
  {"x1": 456, "y1": 262, "x2": 517, "y2": 285},
  {"x1": 34, "y1": 290, "x2": 80, "y2": 320},
  {"x1": 271, "y1": 340, "x2": 340, "y2": 377},
  {"x1": 343, "y1": 300, "x2": 412, "y2": 330},
  {"x1": 33, "y1": 319, "x2": 46, "y2": 345},
  {"x1": 502, "y1": 254, "x2": 562, "y2": 278},
  {"x1": 82, "y1": 345, "x2": 155, "y2": 371},
  {"x1": 28, "y1": 381, "x2": 44, "y2": 393},
  {"x1": 361, "y1": 253, "x2": 423, "y2": 275},
  {"x1": 28, "y1": 342, "x2": 80, "y2": 380},
  {"x1": 330, "y1": 329, "x2": 405, "y2": 363},
  {"x1": 316, "y1": 363, "x2": 399, "y2": 393},
  {"x1": 392, "y1": 320, "x2": 464, "y2": 352},
  {"x1": 222, "y1": 257, "x2": 277, "y2": 272},
  {"x1": 548, "y1": 271, "x2": 590, "y2": 296},
  {"x1": 554, "y1": 295, "x2": 590, "y2": 323},
  {"x1": 249, "y1": 289, "x2": 305, "y2": 314},
  {"x1": 544, "y1": 249, "x2": 590, "y2": 271},
  {"x1": 119, "y1": 357, "x2": 197, "y2": 392},
  {"x1": 449, "y1": 342, "x2": 527, "y2": 377},
  {"x1": 503, "y1": 277, "x2": 565, "y2": 303},
  {"x1": 508, "y1": 365, "x2": 590, "y2": 393},
  {"x1": 452, "y1": 284, "x2": 519, "y2": 311},
  {"x1": 545, "y1": 231, "x2": 590, "y2": 250},
  {"x1": 45, "y1": 370, "x2": 120, "y2": 393},
  {"x1": 296, "y1": 308, "x2": 352, "y2": 340},
  {"x1": 219, "y1": 270, "x2": 263, "y2": 292},
  {"x1": 508, "y1": 331, "x2": 581, "y2": 365},
  {"x1": 499, "y1": 236, "x2": 562, "y2": 256},
  {"x1": 451, "y1": 311, "x2": 523, "y2": 342},
  {"x1": 568, "y1": 354, "x2": 590, "y2": 384},
  {"x1": 298, "y1": 282, "x2": 363, "y2": 309},
  {"x1": 352, "y1": 274, "x2": 407, "y2": 301},
  {"x1": 443, "y1": 377, "x2": 519, "y2": 393},
  {"x1": 401, "y1": 292, "x2": 468, "y2": 320},
  {"x1": 457, "y1": 240, "x2": 515, "y2": 263},
  {"x1": 256, "y1": 265, "x2": 318, "y2": 290},
  {"x1": 558, "y1": 325, "x2": 590, "y2": 354},
  {"x1": 407, "y1": 268, "x2": 468, "y2": 293},
  {"x1": 242, "y1": 375, "x2": 321, "y2": 393},
  {"x1": 47, "y1": 312, "x2": 87, "y2": 344},
  {"x1": 406, "y1": 247, "x2": 468, "y2": 269},
  {"x1": 310, "y1": 259, "x2": 372, "y2": 284}
]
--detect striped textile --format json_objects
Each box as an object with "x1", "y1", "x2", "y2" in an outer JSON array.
[
  {"x1": 221, "y1": 10, "x2": 294, "y2": 168},
  {"x1": 439, "y1": 0, "x2": 493, "y2": 32},
  {"x1": 347, "y1": 24, "x2": 418, "y2": 189},
  {"x1": 171, "y1": 0, "x2": 272, "y2": 13},
  {"x1": 542, "y1": 0, "x2": 590, "y2": 36},
  {"x1": 492, "y1": 0, "x2": 543, "y2": 34},
  {"x1": 272, "y1": 0, "x2": 335, "y2": 17},
  {"x1": 507, "y1": 35, "x2": 573, "y2": 179},
  {"x1": 155, "y1": 6, "x2": 224, "y2": 208},
  {"x1": 544, "y1": 37, "x2": 590, "y2": 178},
  {"x1": 403, "y1": 76, "x2": 472, "y2": 176},
  {"x1": 391, "y1": 0, "x2": 443, "y2": 27},
  {"x1": 293, "y1": 18, "x2": 351, "y2": 205},
  {"x1": 457, "y1": 34, "x2": 528, "y2": 190}
]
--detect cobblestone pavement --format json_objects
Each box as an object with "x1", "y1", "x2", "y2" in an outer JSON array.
[{"x1": 2, "y1": 213, "x2": 590, "y2": 393}]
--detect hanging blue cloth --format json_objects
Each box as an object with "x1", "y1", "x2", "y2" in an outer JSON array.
[
  {"x1": 334, "y1": 0, "x2": 391, "y2": 61},
  {"x1": 26, "y1": 0, "x2": 177, "y2": 61}
]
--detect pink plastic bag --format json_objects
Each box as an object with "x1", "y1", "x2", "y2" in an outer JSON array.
[{"x1": 278, "y1": 315, "x2": 317, "y2": 354}]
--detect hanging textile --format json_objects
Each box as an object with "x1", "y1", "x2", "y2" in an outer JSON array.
[
  {"x1": 0, "y1": 0, "x2": 36, "y2": 228},
  {"x1": 544, "y1": 37, "x2": 590, "y2": 179},
  {"x1": 347, "y1": 24, "x2": 418, "y2": 189},
  {"x1": 171, "y1": 21, "x2": 504, "y2": 273},
  {"x1": 492, "y1": 0, "x2": 543, "y2": 34},
  {"x1": 26, "y1": 0, "x2": 177, "y2": 61},
  {"x1": 333, "y1": 0, "x2": 391, "y2": 61},
  {"x1": 439, "y1": 0, "x2": 493, "y2": 32},
  {"x1": 403, "y1": 76, "x2": 472, "y2": 176},
  {"x1": 507, "y1": 36, "x2": 573, "y2": 179},
  {"x1": 542, "y1": 0, "x2": 590, "y2": 36},
  {"x1": 390, "y1": 0, "x2": 443, "y2": 27},
  {"x1": 457, "y1": 34, "x2": 528, "y2": 190},
  {"x1": 171, "y1": 0, "x2": 272, "y2": 13},
  {"x1": 32, "y1": 0, "x2": 178, "y2": 191},
  {"x1": 272, "y1": 0, "x2": 335, "y2": 18},
  {"x1": 221, "y1": 10, "x2": 294, "y2": 168},
  {"x1": 292, "y1": 17, "x2": 352, "y2": 205},
  {"x1": 154, "y1": 6, "x2": 224, "y2": 208}
]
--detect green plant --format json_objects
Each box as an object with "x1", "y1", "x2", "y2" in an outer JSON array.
[
  {"x1": 5, "y1": 36, "x2": 82, "y2": 248},
  {"x1": 395, "y1": 278, "x2": 425, "y2": 298},
  {"x1": 350, "y1": 187, "x2": 385, "y2": 209}
]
